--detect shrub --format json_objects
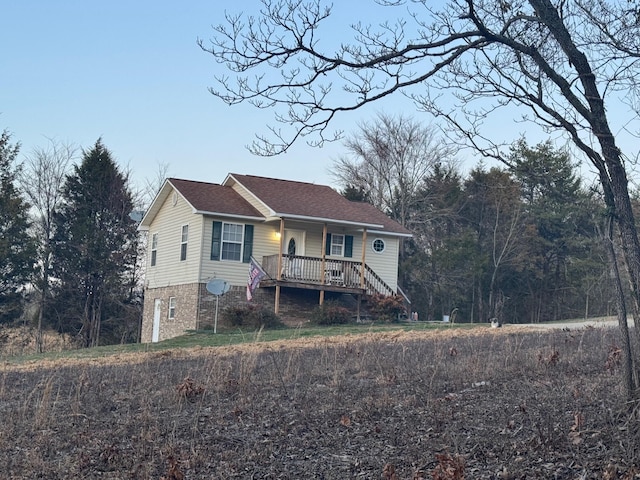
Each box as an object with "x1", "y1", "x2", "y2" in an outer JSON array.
[
  {"x1": 310, "y1": 301, "x2": 351, "y2": 325},
  {"x1": 368, "y1": 294, "x2": 406, "y2": 323},
  {"x1": 221, "y1": 304, "x2": 283, "y2": 329}
]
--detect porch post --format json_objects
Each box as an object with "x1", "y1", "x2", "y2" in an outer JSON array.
[
  {"x1": 319, "y1": 223, "x2": 328, "y2": 305},
  {"x1": 276, "y1": 218, "x2": 285, "y2": 280},
  {"x1": 360, "y1": 228, "x2": 367, "y2": 288},
  {"x1": 275, "y1": 218, "x2": 285, "y2": 314}
]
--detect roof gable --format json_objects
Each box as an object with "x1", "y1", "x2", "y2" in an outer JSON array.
[
  {"x1": 138, "y1": 178, "x2": 263, "y2": 230},
  {"x1": 169, "y1": 179, "x2": 263, "y2": 218}
]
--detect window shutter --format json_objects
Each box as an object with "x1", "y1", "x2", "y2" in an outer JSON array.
[
  {"x1": 325, "y1": 233, "x2": 332, "y2": 256},
  {"x1": 242, "y1": 224, "x2": 254, "y2": 263},
  {"x1": 211, "y1": 221, "x2": 222, "y2": 260},
  {"x1": 345, "y1": 235, "x2": 353, "y2": 258}
]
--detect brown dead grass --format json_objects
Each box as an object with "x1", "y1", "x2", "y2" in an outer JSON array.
[
  {"x1": 0, "y1": 326, "x2": 73, "y2": 357},
  {"x1": 1, "y1": 324, "x2": 540, "y2": 373},
  {"x1": 1, "y1": 325, "x2": 637, "y2": 479}
]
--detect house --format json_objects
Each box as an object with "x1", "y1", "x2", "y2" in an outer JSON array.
[{"x1": 138, "y1": 174, "x2": 412, "y2": 342}]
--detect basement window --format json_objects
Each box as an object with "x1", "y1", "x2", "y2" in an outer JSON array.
[{"x1": 168, "y1": 297, "x2": 176, "y2": 320}]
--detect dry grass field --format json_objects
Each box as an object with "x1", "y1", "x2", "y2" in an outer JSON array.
[{"x1": 1, "y1": 325, "x2": 639, "y2": 479}]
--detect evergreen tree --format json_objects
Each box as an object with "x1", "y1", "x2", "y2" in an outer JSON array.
[
  {"x1": 406, "y1": 163, "x2": 472, "y2": 321},
  {"x1": 508, "y1": 140, "x2": 607, "y2": 321},
  {"x1": 51, "y1": 139, "x2": 139, "y2": 347},
  {"x1": 0, "y1": 130, "x2": 35, "y2": 323},
  {"x1": 461, "y1": 166, "x2": 529, "y2": 323}
]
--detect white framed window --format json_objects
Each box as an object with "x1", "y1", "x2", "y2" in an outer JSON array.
[
  {"x1": 168, "y1": 297, "x2": 176, "y2": 320},
  {"x1": 330, "y1": 234, "x2": 345, "y2": 256},
  {"x1": 221, "y1": 222, "x2": 243, "y2": 261},
  {"x1": 180, "y1": 225, "x2": 188, "y2": 261},
  {"x1": 151, "y1": 233, "x2": 158, "y2": 266},
  {"x1": 372, "y1": 238, "x2": 386, "y2": 253}
]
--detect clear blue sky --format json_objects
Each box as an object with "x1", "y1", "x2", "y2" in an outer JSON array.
[
  {"x1": 3, "y1": 1, "x2": 637, "y2": 194},
  {"x1": 1, "y1": 0, "x2": 363, "y2": 191}
]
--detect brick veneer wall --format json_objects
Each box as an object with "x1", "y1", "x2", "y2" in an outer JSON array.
[{"x1": 141, "y1": 283, "x2": 200, "y2": 342}]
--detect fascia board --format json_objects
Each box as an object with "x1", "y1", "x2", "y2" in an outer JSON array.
[
  {"x1": 276, "y1": 213, "x2": 384, "y2": 229},
  {"x1": 194, "y1": 210, "x2": 265, "y2": 222}
]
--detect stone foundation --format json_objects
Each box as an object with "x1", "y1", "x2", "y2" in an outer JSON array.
[
  {"x1": 144, "y1": 283, "x2": 364, "y2": 342},
  {"x1": 141, "y1": 283, "x2": 200, "y2": 342}
]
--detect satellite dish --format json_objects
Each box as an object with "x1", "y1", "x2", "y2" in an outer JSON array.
[
  {"x1": 206, "y1": 278, "x2": 230, "y2": 335},
  {"x1": 206, "y1": 278, "x2": 231, "y2": 296}
]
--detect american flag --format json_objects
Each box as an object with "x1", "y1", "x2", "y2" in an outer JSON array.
[{"x1": 247, "y1": 256, "x2": 266, "y2": 301}]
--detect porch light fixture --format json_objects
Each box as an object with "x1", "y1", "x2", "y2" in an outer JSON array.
[{"x1": 274, "y1": 231, "x2": 282, "y2": 240}]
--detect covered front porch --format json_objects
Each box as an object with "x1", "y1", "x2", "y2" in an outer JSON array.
[
  {"x1": 256, "y1": 217, "x2": 402, "y2": 315},
  {"x1": 260, "y1": 254, "x2": 394, "y2": 297}
]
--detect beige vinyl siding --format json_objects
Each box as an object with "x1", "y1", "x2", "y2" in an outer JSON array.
[
  {"x1": 145, "y1": 188, "x2": 204, "y2": 288},
  {"x1": 199, "y1": 218, "x2": 281, "y2": 285},
  {"x1": 361, "y1": 234, "x2": 399, "y2": 291}
]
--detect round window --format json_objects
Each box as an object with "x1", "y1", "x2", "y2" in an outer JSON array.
[{"x1": 372, "y1": 238, "x2": 385, "y2": 253}]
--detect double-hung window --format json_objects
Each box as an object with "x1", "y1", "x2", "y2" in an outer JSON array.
[
  {"x1": 211, "y1": 221, "x2": 254, "y2": 263},
  {"x1": 168, "y1": 297, "x2": 176, "y2": 319},
  {"x1": 325, "y1": 233, "x2": 353, "y2": 258},
  {"x1": 180, "y1": 225, "x2": 188, "y2": 261},
  {"x1": 151, "y1": 233, "x2": 158, "y2": 266},
  {"x1": 330, "y1": 234, "x2": 345, "y2": 256},
  {"x1": 221, "y1": 223, "x2": 243, "y2": 261}
]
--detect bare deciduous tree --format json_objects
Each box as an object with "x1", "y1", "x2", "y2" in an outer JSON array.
[
  {"x1": 332, "y1": 112, "x2": 455, "y2": 231},
  {"x1": 19, "y1": 139, "x2": 75, "y2": 353},
  {"x1": 201, "y1": 0, "x2": 640, "y2": 398}
]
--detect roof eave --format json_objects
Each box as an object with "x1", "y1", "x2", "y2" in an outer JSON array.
[
  {"x1": 275, "y1": 213, "x2": 384, "y2": 229},
  {"x1": 194, "y1": 210, "x2": 265, "y2": 222},
  {"x1": 364, "y1": 229, "x2": 413, "y2": 238}
]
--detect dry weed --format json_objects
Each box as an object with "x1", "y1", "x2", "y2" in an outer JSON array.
[
  {"x1": 161, "y1": 454, "x2": 185, "y2": 480},
  {"x1": 382, "y1": 463, "x2": 399, "y2": 480},
  {"x1": 605, "y1": 344, "x2": 622, "y2": 374},
  {"x1": 431, "y1": 452, "x2": 465, "y2": 480},
  {"x1": 537, "y1": 349, "x2": 560, "y2": 367},
  {"x1": 175, "y1": 376, "x2": 205, "y2": 401}
]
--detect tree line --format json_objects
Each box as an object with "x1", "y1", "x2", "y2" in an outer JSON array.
[
  {"x1": 0, "y1": 119, "x2": 621, "y2": 346},
  {"x1": 0, "y1": 133, "x2": 141, "y2": 351},
  {"x1": 334, "y1": 114, "x2": 615, "y2": 325}
]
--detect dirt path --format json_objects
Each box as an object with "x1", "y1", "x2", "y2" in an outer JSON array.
[{"x1": 518, "y1": 316, "x2": 623, "y2": 330}]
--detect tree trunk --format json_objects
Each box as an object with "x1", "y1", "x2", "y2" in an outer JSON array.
[
  {"x1": 602, "y1": 216, "x2": 635, "y2": 399},
  {"x1": 531, "y1": 0, "x2": 640, "y2": 398}
]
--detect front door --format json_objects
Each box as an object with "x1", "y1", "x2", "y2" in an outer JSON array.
[
  {"x1": 152, "y1": 299, "x2": 161, "y2": 343},
  {"x1": 282, "y1": 229, "x2": 306, "y2": 279},
  {"x1": 283, "y1": 229, "x2": 306, "y2": 256}
]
